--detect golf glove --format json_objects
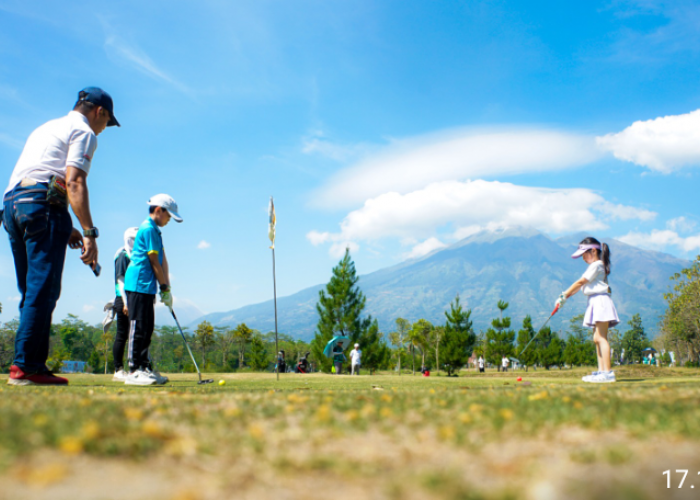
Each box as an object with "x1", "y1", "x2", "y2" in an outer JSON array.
[
  {"x1": 160, "y1": 289, "x2": 173, "y2": 310},
  {"x1": 555, "y1": 292, "x2": 567, "y2": 309}
]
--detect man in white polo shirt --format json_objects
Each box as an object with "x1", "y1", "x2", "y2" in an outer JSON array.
[
  {"x1": 3, "y1": 87, "x2": 119, "y2": 386},
  {"x1": 350, "y1": 343, "x2": 362, "y2": 375}
]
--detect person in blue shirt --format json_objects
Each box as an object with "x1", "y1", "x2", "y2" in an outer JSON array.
[
  {"x1": 332, "y1": 342, "x2": 347, "y2": 375},
  {"x1": 123, "y1": 194, "x2": 182, "y2": 386}
]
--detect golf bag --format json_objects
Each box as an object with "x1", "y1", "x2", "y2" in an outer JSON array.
[{"x1": 295, "y1": 352, "x2": 310, "y2": 373}]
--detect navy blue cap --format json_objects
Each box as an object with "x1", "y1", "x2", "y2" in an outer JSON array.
[{"x1": 77, "y1": 87, "x2": 120, "y2": 127}]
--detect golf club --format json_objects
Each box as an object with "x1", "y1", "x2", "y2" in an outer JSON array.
[
  {"x1": 511, "y1": 304, "x2": 560, "y2": 364},
  {"x1": 170, "y1": 308, "x2": 214, "y2": 385}
]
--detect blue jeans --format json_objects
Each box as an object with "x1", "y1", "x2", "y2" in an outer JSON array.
[{"x1": 3, "y1": 185, "x2": 72, "y2": 372}]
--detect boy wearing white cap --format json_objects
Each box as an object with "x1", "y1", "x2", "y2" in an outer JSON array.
[
  {"x1": 350, "y1": 343, "x2": 361, "y2": 375},
  {"x1": 123, "y1": 194, "x2": 183, "y2": 386}
]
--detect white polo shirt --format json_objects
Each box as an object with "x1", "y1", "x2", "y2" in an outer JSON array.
[
  {"x1": 581, "y1": 260, "x2": 610, "y2": 296},
  {"x1": 350, "y1": 348, "x2": 361, "y2": 365},
  {"x1": 5, "y1": 111, "x2": 97, "y2": 196}
]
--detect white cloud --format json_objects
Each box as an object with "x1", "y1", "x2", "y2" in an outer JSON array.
[
  {"x1": 619, "y1": 229, "x2": 700, "y2": 253},
  {"x1": 302, "y1": 130, "x2": 370, "y2": 162},
  {"x1": 197, "y1": 240, "x2": 211, "y2": 250},
  {"x1": 83, "y1": 305, "x2": 95, "y2": 313},
  {"x1": 308, "y1": 180, "x2": 656, "y2": 251},
  {"x1": 597, "y1": 109, "x2": 700, "y2": 173},
  {"x1": 8, "y1": 296, "x2": 20, "y2": 302},
  {"x1": 329, "y1": 241, "x2": 359, "y2": 259},
  {"x1": 404, "y1": 237, "x2": 447, "y2": 260},
  {"x1": 307, "y1": 230, "x2": 331, "y2": 246},
  {"x1": 102, "y1": 26, "x2": 191, "y2": 95},
  {"x1": 312, "y1": 128, "x2": 602, "y2": 208},
  {"x1": 667, "y1": 216, "x2": 696, "y2": 234}
]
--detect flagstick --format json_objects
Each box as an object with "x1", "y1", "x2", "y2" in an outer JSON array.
[{"x1": 272, "y1": 246, "x2": 279, "y2": 381}]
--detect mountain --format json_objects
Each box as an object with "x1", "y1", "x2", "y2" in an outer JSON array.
[{"x1": 191, "y1": 227, "x2": 689, "y2": 340}]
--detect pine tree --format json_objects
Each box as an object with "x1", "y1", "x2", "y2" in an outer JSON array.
[
  {"x1": 441, "y1": 295, "x2": 475, "y2": 376},
  {"x1": 535, "y1": 327, "x2": 563, "y2": 369},
  {"x1": 562, "y1": 314, "x2": 597, "y2": 367},
  {"x1": 515, "y1": 315, "x2": 538, "y2": 371},
  {"x1": 485, "y1": 300, "x2": 515, "y2": 369},
  {"x1": 311, "y1": 249, "x2": 374, "y2": 372},
  {"x1": 622, "y1": 314, "x2": 649, "y2": 363},
  {"x1": 359, "y1": 319, "x2": 391, "y2": 374}
]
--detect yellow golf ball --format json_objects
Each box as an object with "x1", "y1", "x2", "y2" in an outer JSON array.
[{"x1": 219, "y1": 380, "x2": 226, "y2": 386}]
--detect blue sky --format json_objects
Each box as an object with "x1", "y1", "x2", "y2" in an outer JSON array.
[{"x1": 1, "y1": 0, "x2": 700, "y2": 326}]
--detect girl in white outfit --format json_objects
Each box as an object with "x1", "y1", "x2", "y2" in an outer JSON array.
[{"x1": 555, "y1": 237, "x2": 619, "y2": 383}]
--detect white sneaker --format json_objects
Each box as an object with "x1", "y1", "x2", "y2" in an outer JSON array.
[
  {"x1": 125, "y1": 369, "x2": 158, "y2": 386},
  {"x1": 588, "y1": 371, "x2": 616, "y2": 384},
  {"x1": 112, "y1": 369, "x2": 128, "y2": 382},
  {"x1": 581, "y1": 371, "x2": 600, "y2": 383},
  {"x1": 145, "y1": 368, "x2": 169, "y2": 385}
]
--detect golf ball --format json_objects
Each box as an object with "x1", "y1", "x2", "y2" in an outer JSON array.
[{"x1": 219, "y1": 380, "x2": 226, "y2": 386}]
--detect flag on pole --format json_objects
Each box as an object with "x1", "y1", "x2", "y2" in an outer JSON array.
[{"x1": 268, "y1": 197, "x2": 276, "y2": 249}]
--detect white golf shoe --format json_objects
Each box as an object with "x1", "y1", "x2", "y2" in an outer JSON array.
[
  {"x1": 581, "y1": 371, "x2": 600, "y2": 383},
  {"x1": 124, "y1": 369, "x2": 158, "y2": 386},
  {"x1": 112, "y1": 369, "x2": 128, "y2": 382},
  {"x1": 588, "y1": 371, "x2": 616, "y2": 383},
  {"x1": 146, "y1": 368, "x2": 169, "y2": 385}
]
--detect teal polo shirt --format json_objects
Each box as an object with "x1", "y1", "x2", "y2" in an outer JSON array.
[{"x1": 124, "y1": 218, "x2": 163, "y2": 295}]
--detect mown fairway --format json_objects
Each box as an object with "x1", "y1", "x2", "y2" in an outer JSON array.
[{"x1": 1, "y1": 366, "x2": 699, "y2": 500}]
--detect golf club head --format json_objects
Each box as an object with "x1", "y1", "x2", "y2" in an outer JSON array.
[{"x1": 198, "y1": 379, "x2": 215, "y2": 385}]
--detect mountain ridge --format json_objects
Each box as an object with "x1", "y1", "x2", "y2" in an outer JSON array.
[{"x1": 191, "y1": 227, "x2": 688, "y2": 340}]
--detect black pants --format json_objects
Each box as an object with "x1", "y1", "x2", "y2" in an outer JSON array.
[
  {"x1": 112, "y1": 295, "x2": 130, "y2": 370},
  {"x1": 126, "y1": 291, "x2": 155, "y2": 371}
]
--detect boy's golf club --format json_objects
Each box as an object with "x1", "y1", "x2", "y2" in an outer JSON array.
[
  {"x1": 511, "y1": 304, "x2": 560, "y2": 364},
  {"x1": 171, "y1": 308, "x2": 214, "y2": 385}
]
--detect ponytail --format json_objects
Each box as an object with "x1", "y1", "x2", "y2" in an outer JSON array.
[{"x1": 601, "y1": 242, "x2": 611, "y2": 276}]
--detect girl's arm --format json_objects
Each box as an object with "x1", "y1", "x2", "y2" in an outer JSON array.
[{"x1": 563, "y1": 277, "x2": 588, "y2": 298}]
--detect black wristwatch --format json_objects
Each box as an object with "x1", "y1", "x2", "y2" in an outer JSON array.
[
  {"x1": 83, "y1": 227, "x2": 99, "y2": 238},
  {"x1": 160, "y1": 283, "x2": 170, "y2": 292}
]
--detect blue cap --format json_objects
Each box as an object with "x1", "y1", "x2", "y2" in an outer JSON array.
[{"x1": 77, "y1": 87, "x2": 120, "y2": 127}]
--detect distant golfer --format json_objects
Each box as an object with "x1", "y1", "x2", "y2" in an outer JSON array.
[
  {"x1": 332, "y1": 343, "x2": 346, "y2": 375},
  {"x1": 111, "y1": 227, "x2": 138, "y2": 382},
  {"x1": 478, "y1": 356, "x2": 485, "y2": 373},
  {"x1": 3, "y1": 87, "x2": 119, "y2": 386},
  {"x1": 501, "y1": 356, "x2": 509, "y2": 373},
  {"x1": 556, "y1": 237, "x2": 619, "y2": 383},
  {"x1": 350, "y1": 343, "x2": 361, "y2": 375},
  {"x1": 276, "y1": 350, "x2": 286, "y2": 373},
  {"x1": 123, "y1": 194, "x2": 183, "y2": 386}
]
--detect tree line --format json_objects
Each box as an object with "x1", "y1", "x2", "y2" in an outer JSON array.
[
  {"x1": 0, "y1": 249, "x2": 673, "y2": 375},
  {"x1": 657, "y1": 256, "x2": 700, "y2": 366}
]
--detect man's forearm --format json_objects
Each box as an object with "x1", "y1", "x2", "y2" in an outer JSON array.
[{"x1": 66, "y1": 169, "x2": 94, "y2": 230}]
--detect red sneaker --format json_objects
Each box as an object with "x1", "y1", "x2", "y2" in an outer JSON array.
[{"x1": 8, "y1": 365, "x2": 68, "y2": 386}]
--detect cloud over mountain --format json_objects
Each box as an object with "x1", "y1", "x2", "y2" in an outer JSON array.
[
  {"x1": 597, "y1": 109, "x2": 700, "y2": 173},
  {"x1": 308, "y1": 180, "x2": 656, "y2": 256},
  {"x1": 313, "y1": 128, "x2": 602, "y2": 208}
]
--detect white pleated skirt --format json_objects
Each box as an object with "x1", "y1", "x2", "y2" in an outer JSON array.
[{"x1": 583, "y1": 294, "x2": 620, "y2": 328}]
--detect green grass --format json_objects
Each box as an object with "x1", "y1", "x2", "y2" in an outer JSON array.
[{"x1": 1, "y1": 366, "x2": 699, "y2": 500}]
